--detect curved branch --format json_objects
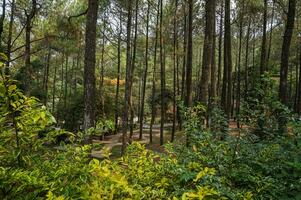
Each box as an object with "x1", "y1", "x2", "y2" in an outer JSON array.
[
  {"x1": 9, "y1": 47, "x2": 44, "y2": 63},
  {"x1": 68, "y1": 8, "x2": 88, "y2": 23},
  {"x1": 11, "y1": 24, "x2": 26, "y2": 47},
  {"x1": 10, "y1": 35, "x2": 57, "y2": 53}
]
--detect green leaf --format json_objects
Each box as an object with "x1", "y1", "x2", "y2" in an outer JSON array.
[{"x1": 8, "y1": 85, "x2": 17, "y2": 92}]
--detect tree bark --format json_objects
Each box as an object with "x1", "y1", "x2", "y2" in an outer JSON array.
[
  {"x1": 184, "y1": 0, "x2": 193, "y2": 107},
  {"x1": 52, "y1": 58, "x2": 57, "y2": 113},
  {"x1": 171, "y1": 0, "x2": 178, "y2": 142},
  {"x1": 200, "y1": 0, "x2": 216, "y2": 105},
  {"x1": 244, "y1": 18, "x2": 251, "y2": 96},
  {"x1": 297, "y1": 47, "x2": 301, "y2": 116},
  {"x1": 121, "y1": 0, "x2": 133, "y2": 154},
  {"x1": 236, "y1": 0, "x2": 244, "y2": 128},
  {"x1": 5, "y1": 0, "x2": 14, "y2": 74},
  {"x1": 159, "y1": 0, "x2": 165, "y2": 145},
  {"x1": 222, "y1": 0, "x2": 232, "y2": 118},
  {"x1": 294, "y1": 62, "x2": 299, "y2": 112},
  {"x1": 210, "y1": 21, "x2": 217, "y2": 102},
  {"x1": 64, "y1": 55, "x2": 69, "y2": 111},
  {"x1": 217, "y1": 1, "x2": 223, "y2": 97},
  {"x1": 279, "y1": 0, "x2": 296, "y2": 104},
  {"x1": 181, "y1": 2, "x2": 187, "y2": 102},
  {"x1": 83, "y1": 0, "x2": 99, "y2": 130},
  {"x1": 24, "y1": 0, "x2": 37, "y2": 94},
  {"x1": 267, "y1": 1, "x2": 275, "y2": 67},
  {"x1": 260, "y1": 0, "x2": 268, "y2": 75},
  {"x1": 114, "y1": 10, "x2": 122, "y2": 134},
  {"x1": 43, "y1": 49, "x2": 51, "y2": 105},
  {"x1": 0, "y1": 0, "x2": 6, "y2": 48},
  {"x1": 139, "y1": 1, "x2": 150, "y2": 139},
  {"x1": 129, "y1": 0, "x2": 139, "y2": 142},
  {"x1": 100, "y1": 13, "x2": 106, "y2": 119},
  {"x1": 149, "y1": 0, "x2": 160, "y2": 144}
]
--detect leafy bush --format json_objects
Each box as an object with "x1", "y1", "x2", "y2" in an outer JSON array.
[
  {"x1": 173, "y1": 103, "x2": 301, "y2": 199},
  {"x1": 0, "y1": 61, "x2": 224, "y2": 199},
  {"x1": 86, "y1": 143, "x2": 225, "y2": 200},
  {"x1": 86, "y1": 119, "x2": 115, "y2": 138},
  {"x1": 1, "y1": 58, "x2": 300, "y2": 200},
  {"x1": 241, "y1": 73, "x2": 291, "y2": 138},
  {"x1": 209, "y1": 105, "x2": 229, "y2": 140},
  {"x1": 56, "y1": 90, "x2": 84, "y2": 131}
]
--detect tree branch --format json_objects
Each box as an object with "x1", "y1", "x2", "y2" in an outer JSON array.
[
  {"x1": 9, "y1": 47, "x2": 44, "y2": 63},
  {"x1": 11, "y1": 24, "x2": 26, "y2": 47},
  {"x1": 10, "y1": 35, "x2": 57, "y2": 53},
  {"x1": 68, "y1": 8, "x2": 88, "y2": 23}
]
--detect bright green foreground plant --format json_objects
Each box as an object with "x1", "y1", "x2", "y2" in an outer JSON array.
[
  {"x1": 0, "y1": 58, "x2": 224, "y2": 200},
  {"x1": 172, "y1": 102, "x2": 301, "y2": 199},
  {"x1": 1, "y1": 57, "x2": 300, "y2": 200}
]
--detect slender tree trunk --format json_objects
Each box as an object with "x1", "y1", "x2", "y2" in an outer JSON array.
[
  {"x1": 181, "y1": 2, "x2": 187, "y2": 102},
  {"x1": 200, "y1": 0, "x2": 215, "y2": 105},
  {"x1": 69, "y1": 57, "x2": 75, "y2": 97},
  {"x1": 0, "y1": 0, "x2": 6, "y2": 48},
  {"x1": 83, "y1": 0, "x2": 99, "y2": 130},
  {"x1": 184, "y1": 0, "x2": 193, "y2": 108},
  {"x1": 217, "y1": 1, "x2": 223, "y2": 97},
  {"x1": 176, "y1": 19, "x2": 181, "y2": 129},
  {"x1": 5, "y1": 0, "x2": 14, "y2": 74},
  {"x1": 74, "y1": 50, "x2": 80, "y2": 94},
  {"x1": 24, "y1": 0, "x2": 37, "y2": 94},
  {"x1": 52, "y1": 60, "x2": 57, "y2": 113},
  {"x1": 129, "y1": 0, "x2": 139, "y2": 142},
  {"x1": 244, "y1": 18, "x2": 251, "y2": 96},
  {"x1": 139, "y1": 2, "x2": 150, "y2": 139},
  {"x1": 149, "y1": 0, "x2": 160, "y2": 144},
  {"x1": 100, "y1": 13, "x2": 106, "y2": 119},
  {"x1": 289, "y1": 64, "x2": 293, "y2": 103},
  {"x1": 114, "y1": 10, "x2": 122, "y2": 134},
  {"x1": 159, "y1": 0, "x2": 165, "y2": 146},
  {"x1": 279, "y1": 0, "x2": 296, "y2": 105},
  {"x1": 222, "y1": 0, "x2": 232, "y2": 118},
  {"x1": 171, "y1": 0, "x2": 178, "y2": 142},
  {"x1": 294, "y1": 61, "x2": 299, "y2": 112},
  {"x1": 137, "y1": 71, "x2": 142, "y2": 123},
  {"x1": 64, "y1": 55, "x2": 68, "y2": 111},
  {"x1": 236, "y1": 0, "x2": 244, "y2": 128},
  {"x1": 121, "y1": 0, "x2": 133, "y2": 154},
  {"x1": 178, "y1": 2, "x2": 188, "y2": 131},
  {"x1": 252, "y1": 25, "x2": 256, "y2": 88},
  {"x1": 267, "y1": 1, "x2": 275, "y2": 67},
  {"x1": 60, "y1": 53, "x2": 65, "y2": 101},
  {"x1": 210, "y1": 22, "x2": 217, "y2": 102},
  {"x1": 43, "y1": 49, "x2": 51, "y2": 105},
  {"x1": 297, "y1": 47, "x2": 301, "y2": 117},
  {"x1": 260, "y1": 0, "x2": 268, "y2": 75}
]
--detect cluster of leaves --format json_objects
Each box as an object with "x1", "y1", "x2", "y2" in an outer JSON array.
[
  {"x1": 56, "y1": 90, "x2": 85, "y2": 131},
  {"x1": 173, "y1": 101, "x2": 301, "y2": 199},
  {"x1": 86, "y1": 143, "x2": 224, "y2": 200},
  {"x1": 86, "y1": 119, "x2": 115, "y2": 138},
  {"x1": 1, "y1": 57, "x2": 300, "y2": 199},
  {"x1": 209, "y1": 105, "x2": 229, "y2": 140},
  {"x1": 0, "y1": 56, "x2": 90, "y2": 199},
  {"x1": 241, "y1": 73, "x2": 291, "y2": 138},
  {"x1": 0, "y1": 58, "x2": 223, "y2": 200}
]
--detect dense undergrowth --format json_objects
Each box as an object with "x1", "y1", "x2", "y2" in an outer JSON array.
[{"x1": 1, "y1": 59, "x2": 301, "y2": 199}]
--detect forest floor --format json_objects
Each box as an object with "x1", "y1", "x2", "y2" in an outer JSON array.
[
  {"x1": 90, "y1": 128, "x2": 169, "y2": 159},
  {"x1": 90, "y1": 121, "x2": 242, "y2": 159}
]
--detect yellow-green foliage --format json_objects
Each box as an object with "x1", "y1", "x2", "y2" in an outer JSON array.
[{"x1": 84, "y1": 143, "x2": 222, "y2": 200}]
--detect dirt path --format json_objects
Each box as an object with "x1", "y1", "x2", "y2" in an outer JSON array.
[
  {"x1": 90, "y1": 121, "x2": 242, "y2": 159},
  {"x1": 90, "y1": 129, "x2": 161, "y2": 159}
]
